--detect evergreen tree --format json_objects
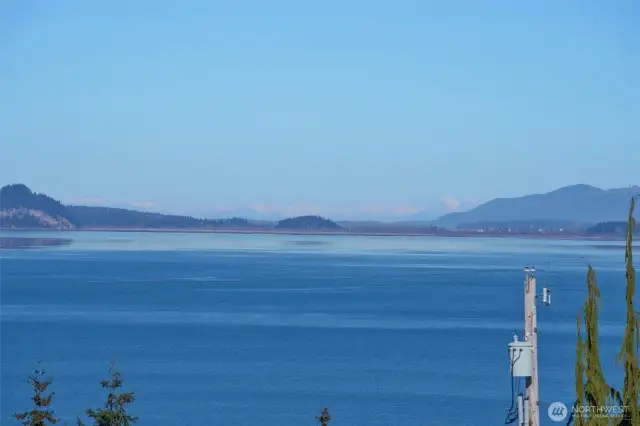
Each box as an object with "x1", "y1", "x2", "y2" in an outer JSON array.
[
  {"x1": 14, "y1": 366, "x2": 59, "y2": 425},
  {"x1": 568, "y1": 266, "x2": 612, "y2": 425},
  {"x1": 78, "y1": 363, "x2": 137, "y2": 426},
  {"x1": 617, "y1": 197, "x2": 639, "y2": 425},
  {"x1": 316, "y1": 408, "x2": 331, "y2": 426},
  {"x1": 582, "y1": 266, "x2": 612, "y2": 426},
  {"x1": 569, "y1": 197, "x2": 638, "y2": 426},
  {"x1": 572, "y1": 313, "x2": 586, "y2": 426}
]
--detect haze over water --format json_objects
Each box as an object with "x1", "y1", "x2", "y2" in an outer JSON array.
[{"x1": 1, "y1": 232, "x2": 635, "y2": 425}]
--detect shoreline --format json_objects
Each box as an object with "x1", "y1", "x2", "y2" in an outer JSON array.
[{"x1": 0, "y1": 226, "x2": 626, "y2": 240}]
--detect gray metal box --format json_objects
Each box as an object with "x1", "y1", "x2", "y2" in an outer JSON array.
[{"x1": 508, "y1": 340, "x2": 532, "y2": 377}]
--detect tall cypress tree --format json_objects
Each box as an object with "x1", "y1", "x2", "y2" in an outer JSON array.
[
  {"x1": 567, "y1": 267, "x2": 612, "y2": 425},
  {"x1": 582, "y1": 266, "x2": 611, "y2": 426},
  {"x1": 572, "y1": 313, "x2": 586, "y2": 426},
  {"x1": 14, "y1": 366, "x2": 59, "y2": 426},
  {"x1": 78, "y1": 363, "x2": 137, "y2": 426},
  {"x1": 569, "y1": 197, "x2": 638, "y2": 426},
  {"x1": 568, "y1": 268, "x2": 621, "y2": 426},
  {"x1": 617, "y1": 196, "x2": 639, "y2": 425}
]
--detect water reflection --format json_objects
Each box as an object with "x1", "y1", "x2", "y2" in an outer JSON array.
[
  {"x1": 0, "y1": 230, "x2": 636, "y2": 261},
  {"x1": 285, "y1": 240, "x2": 333, "y2": 247},
  {"x1": 0, "y1": 237, "x2": 73, "y2": 249}
]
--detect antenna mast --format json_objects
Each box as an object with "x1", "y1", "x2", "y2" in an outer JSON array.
[
  {"x1": 524, "y1": 267, "x2": 539, "y2": 426},
  {"x1": 506, "y1": 267, "x2": 552, "y2": 426}
]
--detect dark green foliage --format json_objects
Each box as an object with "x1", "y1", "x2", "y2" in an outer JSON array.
[
  {"x1": 14, "y1": 367, "x2": 59, "y2": 425},
  {"x1": 570, "y1": 270, "x2": 625, "y2": 426},
  {"x1": 570, "y1": 197, "x2": 639, "y2": 425},
  {"x1": 573, "y1": 313, "x2": 586, "y2": 426},
  {"x1": 275, "y1": 215, "x2": 341, "y2": 230},
  {"x1": 1, "y1": 184, "x2": 70, "y2": 219},
  {"x1": 68, "y1": 205, "x2": 251, "y2": 229},
  {"x1": 78, "y1": 364, "x2": 137, "y2": 426},
  {"x1": 569, "y1": 267, "x2": 614, "y2": 426},
  {"x1": 0, "y1": 184, "x2": 73, "y2": 228},
  {"x1": 581, "y1": 267, "x2": 612, "y2": 426},
  {"x1": 617, "y1": 197, "x2": 639, "y2": 424},
  {"x1": 316, "y1": 408, "x2": 331, "y2": 426}
]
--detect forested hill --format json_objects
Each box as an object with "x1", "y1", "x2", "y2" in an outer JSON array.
[
  {"x1": 1, "y1": 184, "x2": 70, "y2": 218},
  {"x1": 275, "y1": 215, "x2": 341, "y2": 230},
  {"x1": 67, "y1": 206, "x2": 251, "y2": 229},
  {"x1": 1, "y1": 184, "x2": 76, "y2": 228},
  {"x1": 0, "y1": 184, "x2": 252, "y2": 229},
  {"x1": 586, "y1": 221, "x2": 639, "y2": 236}
]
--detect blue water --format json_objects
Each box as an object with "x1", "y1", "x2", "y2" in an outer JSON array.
[{"x1": 1, "y1": 232, "x2": 635, "y2": 425}]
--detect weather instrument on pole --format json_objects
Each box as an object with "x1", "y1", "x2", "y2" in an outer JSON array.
[
  {"x1": 508, "y1": 334, "x2": 533, "y2": 377},
  {"x1": 542, "y1": 287, "x2": 551, "y2": 306}
]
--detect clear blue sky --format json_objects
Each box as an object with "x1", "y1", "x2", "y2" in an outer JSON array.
[{"x1": 1, "y1": 1, "x2": 638, "y2": 218}]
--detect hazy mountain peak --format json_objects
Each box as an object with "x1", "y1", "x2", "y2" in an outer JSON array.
[
  {"x1": 434, "y1": 184, "x2": 636, "y2": 229},
  {"x1": 548, "y1": 184, "x2": 603, "y2": 195}
]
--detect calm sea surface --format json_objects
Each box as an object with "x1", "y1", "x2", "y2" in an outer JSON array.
[{"x1": 1, "y1": 231, "x2": 636, "y2": 425}]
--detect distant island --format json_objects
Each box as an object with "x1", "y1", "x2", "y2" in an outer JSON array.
[
  {"x1": 1, "y1": 183, "x2": 638, "y2": 238},
  {"x1": 275, "y1": 215, "x2": 341, "y2": 231}
]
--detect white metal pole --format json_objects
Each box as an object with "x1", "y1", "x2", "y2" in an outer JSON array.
[
  {"x1": 518, "y1": 393, "x2": 524, "y2": 426},
  {"x1": 531, "y1": 273, "x2": 539, "y2": 426},
  {"x1": 524, "y1": 268, "x2": 539, "y2": 426}
]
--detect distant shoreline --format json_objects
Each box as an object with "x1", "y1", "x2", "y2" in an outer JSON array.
[{"x1": 0, "y1": 226, "x2": 626, "y2": 240}]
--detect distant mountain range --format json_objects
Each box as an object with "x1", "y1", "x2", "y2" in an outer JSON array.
[
  {"x1": 192, "y1": 208, "x2": 435, "y2": 223},
  {"x1": 190, "y1": 199, "x2": 478, "y2": 223},
  {"x1": 433, "y1": 184, "x2": 639, "y2": 229},
  {"x1": 0, "y1": 184, "x2": 340, "y2": 231},
  {"x1": 0, "y1": 184, "x2": 252, "y2": 230},
  {"x1": 198, "y1": 185, "x2": 638, "y2": 225},
  {"x1": 1, "y1": 183, "x2": 637, "y2": 235},
  {"x1": 410, "y1": 200, "x2": 479, "y2": 222}
]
